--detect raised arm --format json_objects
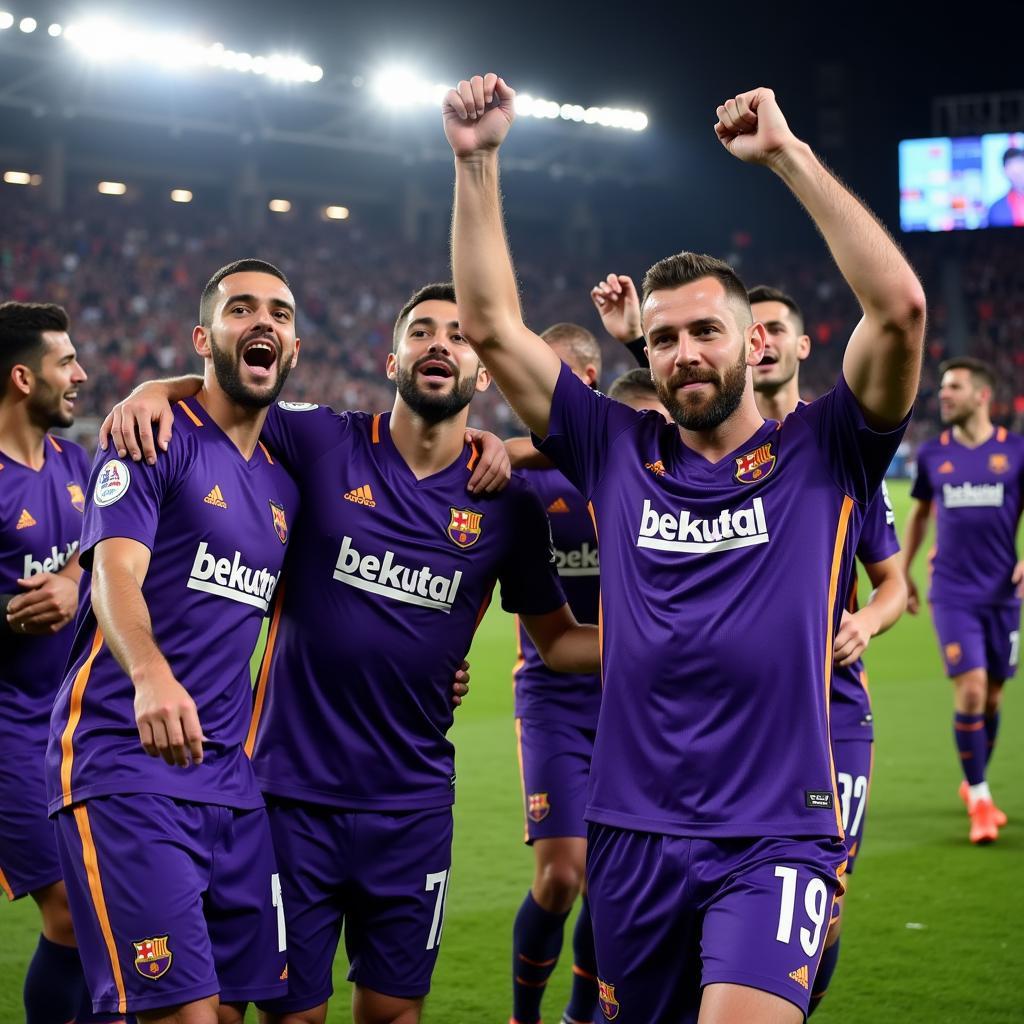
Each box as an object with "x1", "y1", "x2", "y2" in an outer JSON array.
[
  {"x1": 901, "y1": 497, "x2": 932, "y2": 615},
  {"x1": 444, "y1": 73, "x2": 562, "y2": 437},
  {"x1": 99, "y1": 374, "x2": 203, "y2": 463},
  {"x1": 716, "y1": 88, "x2": 925, "y2": 428}
]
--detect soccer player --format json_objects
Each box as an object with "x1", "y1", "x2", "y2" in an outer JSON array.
[
  {"x1": 46, "y1": 259, "x2": 302, "y2": 1023},
  {"x1": 508, "y1": 324, "x2": 668, "y2": 1024},
  {"x1": 445, "y1": 74, "x2": 925, "y2": 1022},
  {"x1": 101, "y1": 281, "x2": 599, "y2": 1024},
  {"x1": 903, "y1": 357, "x2": 1024, "y2": 844},
  {"x1": 0, "y1": 302, "x2": 117, "y2": 1024}
]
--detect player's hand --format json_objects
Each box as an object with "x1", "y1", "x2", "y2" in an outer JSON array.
[
  {"x1": 905, "y1": 575, "x2": 920, "y2": 615},
  {"x1": 833, "y1": 609, "x2": 874, "y2": 668},
  {"x1": 466, "y1": 428, "x2": 512, "y2": 494},
  {"x1": 6, "y1": 573, "x2": 79, "y2": 635},
  {"x1": 714, "y1": 88, "x2": 799, "y2": 166},
  {"x1": 1012, "y1": 559, "x2": 1024, "y2": 599},
  {"x1": 451, "y1": 659, "x2": 471, "y2": 708},
  {"x1": 99, "y1": 382, "x2": 177, "y2": 465},
  {"x1": 591, "y1": 274, "x2": 642, "y2": 343},
  {"x1": 133, "y1": 665, "x2": 206, "y2": 767},
  {"x1": 442, "y1": 74, "x2": 516, "y2": 159}
]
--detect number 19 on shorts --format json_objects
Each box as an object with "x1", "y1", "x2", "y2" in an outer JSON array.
[{"x1": 774, "y1": 866, "x2": 829, "y2": 957}]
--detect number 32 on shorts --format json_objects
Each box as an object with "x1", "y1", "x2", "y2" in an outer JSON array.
[{"x1": 774, "y1": 866, "x2": 830, "y2": 957}]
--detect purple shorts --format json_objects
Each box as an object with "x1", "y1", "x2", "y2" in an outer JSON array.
[
  {"x1": 0, "y1": 743, "x2": 62, "y2": 900},
  {"x1": 586, "y1": 824, "x2": 846, "y2": 1022},
  {"x1": 833, "y1": 738, "x2": 873, "y2": 877},
  {"x1": 931, "y1": 602, "x2": 1021, "y2": 680},
  {"x1": 517, "y1": 717, "x2": 595, "y2": 843},
  {"x1": 55, "y1": 794, "x2": 286, "y2": 1015},
  {"x1": 258, "y1": 800, "x2": 454, "y2": 1013}
]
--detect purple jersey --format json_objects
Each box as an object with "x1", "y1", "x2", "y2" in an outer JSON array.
[
  {"x1": 248, "y1": 405, "x2": 566, "y2": 811},
  {"x1": 830, "y1": 482, "x2": 901, "y2": 741},
  {"x1": 46, "y1": 398, "x2": 299, "y2": 814},
  {"x1": 514, "y1": 467, "x2": 601, "y2": 729},
  {"x1": 537, "y1": 364, "x2": 907, "y2": 839},
  {"x1": 911, "y1": 427, "x2": 1024, "y2": 606},
  {"x1": 0, "y1": 435, "x2": 89, "y2": 746}
]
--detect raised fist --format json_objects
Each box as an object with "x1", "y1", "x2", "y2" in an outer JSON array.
[
  {"x1": 442, "y1": 73, "x2": 516, "y2": 158},
  {"x1": 714, "y1": 88, "x2": 798, "y2": 165}
]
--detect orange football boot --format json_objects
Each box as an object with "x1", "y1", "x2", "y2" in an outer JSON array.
[
  {"x1": 959, "y1": 780, "x2": 1008, "y2": 826},
  {"x1": 968, "y1": 798, "x2": 1000, "y2": 844}
]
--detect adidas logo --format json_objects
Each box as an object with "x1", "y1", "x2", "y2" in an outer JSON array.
[
  {"x1": 645, "y1": 460, "x2": 665, "y2": 477},
  {"x1": 788, "y1": 965, "x2": 809, "y2": 990},
  {"x1": 547, "y1": 497, "x2": 570, "y2": 514},
  {"x1": 938, "y1": 460, "x2": 954, "y2": 474},
  {"x1": 203, "y1": 485, "x2": 228, "y2": 509},
  {"x1": 16, "y1": 508, "x2": 37, "y2": 530},
  {"x1": 345, "y1": 484, "x2": 376, "y2": 508}
]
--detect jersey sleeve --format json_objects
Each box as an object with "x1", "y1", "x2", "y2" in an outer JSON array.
[
  {"x1": 496, "y1": 482, "x2": 567, "y2": 616},
  {"x1": 794, "y1": 373, "x2": 910, "y2": 504},
  {"x1": 259, "y1": 402, "x2": 351, "y2": 471},
  {"x1": 856, "y1": 482, "x2": 900, "y2": 564},
  {"x1": 909, "y1": 445, "x2": 934, "y2": 502},
  {"x1": 534, "y1": 360, "x2": 644, "y2": 500}
]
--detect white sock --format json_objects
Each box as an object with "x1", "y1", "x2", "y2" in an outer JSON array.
[{"x1": 969, "y1": 781, "x2": 991, "y2": 805}]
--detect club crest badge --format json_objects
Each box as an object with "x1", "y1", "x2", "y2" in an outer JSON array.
[
  {"x1": 93, "y1": 459, "x2": 131, "y2": 507},
  {"x1": 447, "y1": 507, "x2": 483, "y2": 548},
  {"x1": 67, "y1": 482, "x2": 86, "y2": 513},
  {"x1": 527, "y1": 792, "x2": 550, "y2": 823},
  {"x1": 133, "y1": 935, "x2": 172, "y2": 979},
  {"x1": 735, "y1": 442, "x2": 776, "y2": 484},
  {"x1": 270, "y1": 501, "x2": 288, "y2": 544},
  {"x1": 989, "y1": 454, "x2": 1009, "y2": 475},
  {"x1": 598, "y1": 979, "x2": 620, "y2": 1020},
  {"x1": 945, "y1": 642, "x2": 962, "y2": 666}
]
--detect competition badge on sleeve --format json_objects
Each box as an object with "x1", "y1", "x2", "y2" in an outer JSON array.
[
  {"x1": 447, "y1": 507, "x2": 483, "y2": 548},
  {"x1": 133, "y1": 936, "x2": 173, "y2": 979},
  {"x1": 734, "y1": 442, "x2": 776, "y2": 484}
]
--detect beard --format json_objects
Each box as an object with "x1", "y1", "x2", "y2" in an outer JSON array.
[
  {"x1": 209, "y1": 329, "x2": 293, "y2": 409},
  {"x1": 654, "y1": 346, "x2": 748, "y2": 431},
  {"x1": 395, "y1": 357, "x2": 478, "y2": 425},
  {"x1": 27, "y1": 379, "x2": 73, "y2": 430}
]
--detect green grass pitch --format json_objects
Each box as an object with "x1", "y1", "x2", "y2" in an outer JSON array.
[{"x1": 1, "y1": 480, "x2": 1019, "y2": 1020}]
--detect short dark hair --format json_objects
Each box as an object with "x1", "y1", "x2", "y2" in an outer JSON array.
[
  {"x1": 1003, "y1": 147, "x2": 1024, "y2": 165},
  {"x1": 641, "y1": 252, "x2": 751, "y2": 328},
  {"x1": 199, "y1": 259, "x2": 291, "y2": 328},
  {"x1": 939, "y1": 356, "x2": 995, "y2": 392},
  {"x1": 541, "y1": 322, "x2": 602, "y2": 378},
  {"x1": 747, "y1": 285, "x2": 805, "y2": 333},
  {"x1": 608, "y1": 367, "x2": 659, "y2": 403},
  {"x1": 0, "y1": 302, "x2": 71, "y2": 385},
  {"x1": 393, "y1": 282, "x2": 457, "y2": 351}
]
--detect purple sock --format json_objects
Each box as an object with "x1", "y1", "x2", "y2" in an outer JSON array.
[
  {"x1": 512, "y1": 890, "x2": 570, "y2": 1024},
  {"x1": 808, "y1": 937, "x2": 840, "y2": 1016},
  {"x1": 564, "y1": 896, "x2": 598, "y2": 1024},
  {"x1": 24, "y1": 934, "x2": 85, "y2": 1024},
  {"x1": 985, "y1": 711, "x2": 1001, "y2": 768},
  {"x1": 954, "y1": 712, "x2": 987, "y2": 786}
]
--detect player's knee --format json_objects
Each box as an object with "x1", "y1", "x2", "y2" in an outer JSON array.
[
  {"x1": 535, "y1": 859, "x2": 584, "y2": 913},
  {"x1": 261, "y1": 1009, "x2": 327, "y2": 1024},
  {"x1": 32, "y1": 882, "x2": 76, "y2": 946},
  {"x1": 824, "y1": 912, "x2": 842, "y2": 949},
  {"x1": 352, "y1": 990, "x2": 422, "y2": 1024},
  {"x1": 954, "y1": 671, "x2": 987, "y2": 713},
  {"x1": 985, "y1": 680, "x2": 1004, "y2": 716}
]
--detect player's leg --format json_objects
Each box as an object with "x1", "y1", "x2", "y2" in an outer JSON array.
[
  {"x1": 698, "y1": 836, "x2": 846, "y2": 1024},
  {"x1": 984, "y1": 678, "x2": 1004, "y2": 770},
  {"x1": 23, "y1": 878, "x2": 88, "y2": 1023},
  {"x1": 512, "y1": 717, "x2": 593, "y2": 1024},
  {"x1": 134, "y1": 997, "x2": 219, "y2": 1023},
  {"x1": 257, "y1": 800, "x2": 349, "y2": 1021},
  {"x1": 345, "y1": 807, "x2": 455, "y2": 1024}
]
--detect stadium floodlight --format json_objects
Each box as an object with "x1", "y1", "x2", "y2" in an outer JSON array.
[
  {"x1": 48, "y1": 23, "x2": 62, "y2": 37},
  {"x1": 29, "y1": 173, "x2": 41, "y2": 185},
  {"x1": 18, "y1": 16, "x2": 36, "y2": 32},
  {"x1": 268, "y1": 199, "x2": 291, "y2": 213},
  {"x1": 371, "y1": 66, "x2": 447, "y2": 109},
  {"x1": 324, "y1": 205, "x2": 350, "y2": 220},
  {"x1": 516, "y1": 93, "x2": 648, "y2": 132},
  {"x1": 0, "y1": 12, "x2": 13, "y2": 30},
  {"x1": 97, "y1": 181, "x2": 127, "y2": 195},
  {"x1": 61, "y1": 18, "x2": 323, "y2": 84},
  {"x1": 3, "y1": 171, "x2": 32, "y2": 185},
  {"x1": 170, "y1": 189, "x2": 193, "y2": 203}
]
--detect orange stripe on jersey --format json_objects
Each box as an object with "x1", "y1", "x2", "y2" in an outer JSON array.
[
  {"x1": 257, "y1": 441, "x2": 274, "y2": 465},
  {"x1": 940, "y1": 430, "x2": 950, "y2": 446},
  {"x1": 996, "y1": 426, "x2": 1007, "y2": 442},
  {"x1": 824, "y1": 496, "x2": 855, "y2": 838},
  {"x1": 511, "y1": 614, "x2": 525, "y2": 691},
  {"x1": 47, "y1": 434, "x2": 64, "y2": 453},
  {"x1": 73, "y1": 805, "x2": 128, "y2": 1013},
  {"x1": 246, "y1": 584, "x2": 286, "y2": 758},
  {"x1": 60, "y1": 629, "x2": 105, "y2": 808},
  {"x1": 371, "y1": 413, "x2": 381, "y2": 444},
  {"x1": 586, "y1": 502, "x2": 604, "y2": 687},
  {"x1": 0, "y1": 866, "x2": 14, "y2": 901},
  {"x1": 514, "y1": 718, "x2": 529, "y2": 844},
  {"x1": 473, "y1": 585, "x2": 494, "y2": 631},
  {"x1": 466, "y1": 441, "x2": 479, "y2": 473},
  {"x1": 177, "y1": 400, "x2": 203, "y2": 427}
]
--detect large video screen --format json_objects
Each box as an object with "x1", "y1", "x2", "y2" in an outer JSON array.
[{"x1": 899, "y1": 132, "x2": 1024, "y2": 232}]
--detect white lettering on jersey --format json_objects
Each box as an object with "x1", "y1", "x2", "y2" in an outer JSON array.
[
  {"x1": 637, "y1": 497, "x2": 769, "y2": 553},
  {"x1": 23, "y1": 540, "x2": 80, "y2": 578},
  {"x1": 333, "y1": 535, "x2": 462, "y2": 613},
  {"x1": 942, "y1": 482, "x2": 1004, "y2": 508},
  {"x1": 187, "y1": 542, "x2": 280, "y2": 611},
  {"x1": 554, "y1": 542, "x2": 599, "y2": 577}
]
